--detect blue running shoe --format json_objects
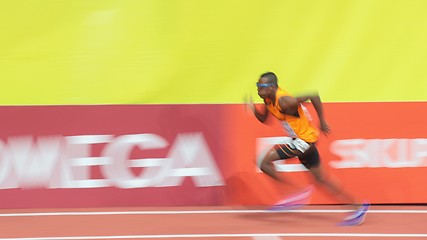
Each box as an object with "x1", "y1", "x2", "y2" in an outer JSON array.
[{"x1": 338, "y1": 201, "x2": 370, "y2": 226}]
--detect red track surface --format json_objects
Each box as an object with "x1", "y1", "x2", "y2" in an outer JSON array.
[{"x1": 0, "y1": 205, "x2": 426, "y2": 239}]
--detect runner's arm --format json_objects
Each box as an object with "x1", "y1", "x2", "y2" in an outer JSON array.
[
  {"x1": 278, "y1": 96, "x2": 299, "y2": 115},
  {"x1": 296, "y1": 93, "x2": 330, "y2": 134},
  {"x1": 252, "y1": 104, "x2": 269, "y2": 123},
  {"x1": 246, "y1": 96, "x2": 269, "y2": 123}
]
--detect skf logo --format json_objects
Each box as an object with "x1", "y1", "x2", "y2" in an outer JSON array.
[
  {"x1": 257, "y1": 137, "x2": 427, "y2": 171},
  {"x1": 330, "y1": 138, "x2": 427, "y2": 168}
]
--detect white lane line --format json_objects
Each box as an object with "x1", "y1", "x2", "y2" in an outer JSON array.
[
  {"x1": 0, "y1": 209, "x2": 427, "y2": 217},
  {"x1": 1, "y1": 233, "x2": 427, "y2": 239},
  {"x1": 252, "y1": 235, "x2": 282, "y2": 240}
]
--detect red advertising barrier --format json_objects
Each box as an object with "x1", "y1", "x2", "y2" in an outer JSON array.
[
  {"x1": 0, "y1": 102, "x2": 426, "y2": 208},
  {"x1": 226, "y1": 102, "x2": 427, "y2": 205},
  {"x1": 0, "y1": 105, "x2": 227, "y2": 208}
]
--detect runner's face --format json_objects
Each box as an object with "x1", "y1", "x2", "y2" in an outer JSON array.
[{"x1": 257, "y1": 77, "x2": 275, "y2": 99}]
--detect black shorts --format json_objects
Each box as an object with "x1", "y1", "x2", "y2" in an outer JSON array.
[{"x1": 274, "y1": 141, "x2": 320, "y2": 169}]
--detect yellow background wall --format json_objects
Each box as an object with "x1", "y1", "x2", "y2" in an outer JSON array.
[{"x1": 1, "y1": 0, "x2": 426, "y2": 104}]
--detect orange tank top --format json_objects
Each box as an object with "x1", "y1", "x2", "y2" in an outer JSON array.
[{"x1": 265, "y1": 88, "x2": 319, "y2": 143}]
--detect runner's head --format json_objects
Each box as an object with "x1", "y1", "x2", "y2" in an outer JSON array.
[{"x1": 257, "y1": 72, "x2": 278, "y2": 99}]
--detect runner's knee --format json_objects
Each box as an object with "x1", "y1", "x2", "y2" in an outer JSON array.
[
  {"x1": 313, "y1": 173, "x2": 326, "y2": 183},
  {"x1": 259, "y1": 158, "x2": 274, "y2": 174}
]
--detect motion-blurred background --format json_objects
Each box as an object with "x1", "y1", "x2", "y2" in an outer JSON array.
[{"x1": 0, "y1": 0, "x2": 426, "y2": 209}]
